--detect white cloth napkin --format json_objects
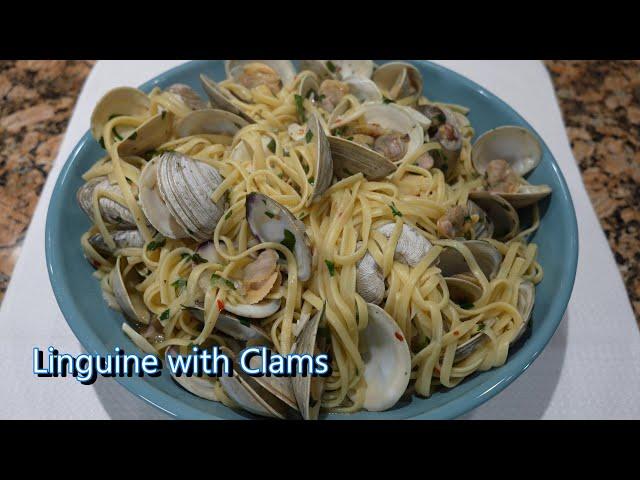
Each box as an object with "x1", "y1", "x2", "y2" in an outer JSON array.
[{"x1": 1, "y1": 60, "x2": 638, "y2": 420}]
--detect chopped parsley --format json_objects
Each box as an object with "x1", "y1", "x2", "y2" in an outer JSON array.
[
  {"x1": 464, "y1": 215, "x2": 472, "y2": 223},
  {"x1": 382, "y1": 96, "x2": 394, "y2": 104},
  {"x1": 302, "y1": 163, "x2": 309, "y2": 174},
  {"x1": 127, "y1": 130, "x2": 138, "y2": 141},
  {"x1": 326, "y1": 61, "x2": 336, "y2": 73},
  {"x1": 332, "y1": 126, "x2": 347, "y2": 137},
  {"x1": 225, "y1": 210, "x2": 233, "y2": 220},
  {"x1": 294, "y1": 94, "x2": 306, "y2": 123},
  {"x1": 171, "y1": 278, "x2": 187, "y2": 293},
  {"x1": 324, "y1": 260, "x2": 336, "y2": 276},
  {"x1": 281, "y1": 229, "x2": 296, "y2": 253},
  {"x1": 210, "y1": 274, "x2": 236, "y2": 290},
  {"x1": 191, "y1": 253, "x2": 206, "y2": 264},
  {"x1": 308, "y1": 177, "x2": 315, "y2": 185},
  {"x1": 112, "y1": 127, "x2": 123, "y2": 141},
  {"x1": 146, "y1": 237, "x2": 166, "y2": 251},
  {"x1": 237, "y1": 316, "x2": 251, "y2": 327},
  {"x1": 267, "y1": 138, "x2": 276, "y2": 153},
  {"x1": 305, "y1": 129, "x2": 313, "y2": 143},
  {"x1": 459, "y1": 301, "x2": 475, "y2": 310},
  {"x1": 389, "y1": 202, "x2": 403, "y2": 217},
  {"x1": 265, "y1": 211, "x2": 275, "y2": 218},
  {"x1": 159, "y1": 309, "x2": 170, "y2": 321},
  {"x1": 476, "y1": 323, "x2": 485, "y2": 332},
  {"x1": 180, "y1": 253, "x2": 191, "y2": 260}
]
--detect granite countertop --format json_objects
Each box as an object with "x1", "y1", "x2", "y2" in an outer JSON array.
[{"x1": 0, "y1": 60, "x2": 638, "y2": 324}]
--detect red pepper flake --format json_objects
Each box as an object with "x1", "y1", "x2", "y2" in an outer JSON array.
[
  {"x1": 453, "y1": 330, "x2": 460, "y2": 336},
  {"x1": 216, "y1": 299, "x2": 225, "y2": 311},
  {"x1": 435, "y1": 366, "x2": 440, "y2": 374},
  {"x1": 394, "y1": 332, "x2": 404, "y2": 341}
]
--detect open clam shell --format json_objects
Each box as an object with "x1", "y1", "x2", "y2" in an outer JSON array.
[
  {"x1": 77, "y1": 176, "x2": 137, "y2": 227},
  {"x1": 438, "y1": 240, "x2": 503, "y2": 280},
  {"x1": 361, "y1": 304, "x2": 411, "y2": 412},
  {"x1": 299, "y1": 60, "x2": 335, "y2": 81},
  {"x1": 166, "y1": 83, "x2": 207, "y2": 111},
  {"x1": 372, "y1": 62, "x2": 423, "y2": 102},
  {"x1": 88, "y1": 229, "x2": 145, "y2": 257},
  {"x1": 297, "y1": 72, "x2": 320, "y2": 99},
  {"x1": 468, "y1": 191, "x2": 520, "y2": 241},
  {"x1": 224, "y1": 299, "x2": 281, "y2": 319},
  {"x1": 111, "y1": 256, "x2": 151, "y2": 324},
  {"x1": 497, "y1": 184, "x2": 552, "y2": 209},
  {"x1": 472, "y1": 126, "x2": 542, "y2": 177},
  {"x1": 199, "y1": 73, "x2": 255, "y2": 123},
  {"x1": 220, "y1": 354, "x2": 300, "y2": 419},
  {"x1": 300, "y1": 60, "x2": 374, "y2": 80},
  {"x1": 246, "y1": 192, "x2": 312, "y2": 282},
  {"x1": 343, "y1": 76, "x2": 382, "y2": 103},
  {"x1": 356, "y1": 246, "x2": 385, "y2": 305},
  {"x1": 175, "y1": 108, "x2": 249, "y2": 138},
  {"x1": 139, "y1": 152, "x2": 227, "y2": 241},
  {"x1": 307, "y1": 112, "x2": 333, "y2": 200},
  {"x1": 328, "y1": 136, "x2": 397, "y2": 180},
  {"x1": 446, "y1": 275, "x2": 483, "y2": 305},
  {"x1": 187, "y1": 303, "x2": 270, "y2": 341},
  {"x1": 225, "y1": 60, "x2": 297, "y2": 88},
  {"x1": 90, "y1": 87, "x2": 150, "y2": 141},
  {"x1": 291, "y1": 302, "x2": 328, "y2": 420},
  {"x1": 165, "y1": 346, "x2": 219, "y2": 401},
  {"x1": 117, "y1": 110, "x2": 174, "y2": 157}
]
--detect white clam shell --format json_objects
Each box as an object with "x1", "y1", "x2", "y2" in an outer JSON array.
[
  {"x1": 472, "y1": 126, "x2": 542, "y2": 177},
  {"x1": 90, "y1": 86, "x2": 150, "y2": 141},
  {"x1": 372, "y1": 61, "x2": 423, "y2": 102},
  {"x1": 362, "y1": 304, "x2": 411, "y2": 412},
  {"x1": 176, "y1": 108, "x2": 249, "y2": 137},
  {"x1": 76, "y1": 176, "x2": 137, "y2": 227},
  {"x1": 225, "y1": 60, "x2": 297, "y2": 87},
  {"x1": 111, "y1": 256, "x2": 151, "y2": 324}
]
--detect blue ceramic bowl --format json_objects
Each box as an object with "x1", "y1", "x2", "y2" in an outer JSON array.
[{"x1": 45, "y1": 60, "x2": 578, "y2": 419}]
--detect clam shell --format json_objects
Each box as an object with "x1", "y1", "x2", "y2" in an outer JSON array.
[
  {"x1": 438, "y1": 240, "x2": 503, "y2": 280},
  {"x1": 376, "y1": 223, "x2": 433, "y2": 268},
  {"x1": 291, "y1": 302, "x2": 328, "y2": 420},
  {"x1": 187, "y1": 304, "x2": 270, "y2": 341},
  {"x1": 156, "y1": 152, "x2": 227, "y2": 241},
  {"x1": 117, "y1": 110, "x2": 174, "y2": 157},
  {"x1": 362, "y1": 304, "x2": 411, "y2": 412},
  {"x1": 76, "y1": 176, "x2": 137, "y2": 227},
  {"x1": 225, "y1": 60, "x2": 297, "y2": 87},
  {"x1": 199, "y1": 74, "x2": 255, "y2": 123},
  {"x1": 166, "y1": 83, "x2": 207, "y2": 111},
  {"x1": 468, "y1": 191, "x2": 520, "y2": 241},
  {"x1": 332, "y1": 60, "x2": 375, "y2": 80},
  {"x1": 111, "y1": 256, "x2": 151, "y2": 324},
  {"x1": 223, "y1": 299, "x2": 281, "y2": 319},
  {"x1": 307, "y1": 112, "x2": 333, "y2": 200},
  {"x1": 328, "y1": 136, "x2": 396, "y2": 180},
  {"x1": 165, "y1": 347, "x2": 219, "y2": 401},
  {"x1": 356, "y1": 247, "x2": 385, "y2": 305},
  {"x1": 498, "y1": 183, "x2": 552, "y2": 209},
  {"x1": 88, "y1": 229, "x2": 145, "y2": 257},
  {"x1": 90, "y1": 87, "x2": 150, "y2": 141},
  {"x1": 175, "y1": 108, "x2": 249, "y2": 138},
  {"x1": 299, "y1": 60, "x2": 335, "y2": 81},
  {"x1": 343, "y1": 76, "x2": 382, "y2": 103},
  {"x1": 245, "y1": 192, "x2": 312, "y2": 282},
  {"x1": 472, "y1": 125, "x2": 542, "y2": 177},
  {"x1": 372, "y1": 62, "x2": 423, "y2": 102},
  {"x1": 297, "y1": 72, "x2": 320, "y2": 99}
]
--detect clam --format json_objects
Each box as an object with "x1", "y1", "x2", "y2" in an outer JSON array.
[
  {"x1": 343, "y1": 76, "x2": 383, "y2": 103},
  {"x1": 225, "y1": 60, "x2": 297, "y2": 89},
  {"x1": 88, "y1": 229, "x2": 145, "y2": 257},
  {"x1": 297, "y1": 72, "x2": 320, "y2": 99},
  {"x1": 472, "y1": 126, "x2": 551, "y2": 208},
  {"x1": 291, "y1": 302, "x2": 328, "y2": 420},
  {"x1": 299, "y1": 60, "x2": 335, "y2": 81},
  {"x1": 199, "y1": 73, "x2": 254, "y2": 123},
  {"x1": 361, "y1": 304, "x2": 411, "y2": 412},
  {"x1": 77, "y1": 176, "x2": 137, "y2": 227},
  {"x1": 356, "y1": 223, "x2": 434, "y2": 304},
  {"x1": 300, "y1": 60, "x2": 375, "y2": 80},
  {"x1": 187, "y1": 303, "x2": 270, "y2": 341},
  {"x1": 90, "y1": 87, "x2": 150, "y2": 142},
  {"x1": 138, "y1": 151, "x2": 226, "y2": 241},
  {"x1": 165, "y1": 346, "x2": 220, "y2": 401},
  {"x1": 372, "y1": 62, "x2": 423, "y2": 102},
  {"x1": 454, "y1": 280, "x2": 535, "y2": 362},
  {"x1": 327, "y1": 136, "x2": 397, "y2": 180},
  {"x1": 117, "y1": 110, "x2": 174, "y2": 157},
  {"x1": 175, "y1": 108, "x2": 249, "y2": 137},
  {"x1": 224, "y1": 299, "x2": 282, "y2": 319},
  {"x1": 194, "y1": 240, "x2": 224, "y2": 264},
  {"x1": 446, "y1": 275, "x2": 483, "y2": 306},
  {"x1": 307, "y1": 112, "x2": 333, "y2": 201},
  {"x1": 246, "y1": 192, "x2": 312, "y2": 282},
  {"x1": 219, "y1": 352, "x2": 300, "y2": 419},
  {"x1": 432, "y1": 110, "x2": 462, "y2": 181},
  {"x1": 468, "y1": 192, "x2": 520, "y2": 241},
  {"x1": 166, "y1": 83, "x2": 207, "y2": 111},
  {"x1": 111, "y1": 256, "x2": 151, "y2": 324},
  {"x1": 438, "y1": 240, "x2": 503, "y2": 280}
]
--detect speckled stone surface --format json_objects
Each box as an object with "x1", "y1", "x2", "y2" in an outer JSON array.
[
  {"x1": 545, "y1": 60, "x2": 640, "y2": 321},
  {"x1": 0, "y1": 60, "x2": 638, "y2": 324},
  {"x1": 0, "y1": 60, "x2": 95, "y2": 301}
]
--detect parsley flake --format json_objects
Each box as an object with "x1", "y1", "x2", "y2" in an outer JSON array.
[{"x1": 325, "y1": 260, "x2": 336, "y2": 276}]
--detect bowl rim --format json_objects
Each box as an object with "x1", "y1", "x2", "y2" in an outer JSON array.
[{"x1": 45, "y1": 60, "x2": 579, "y2": 420}]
